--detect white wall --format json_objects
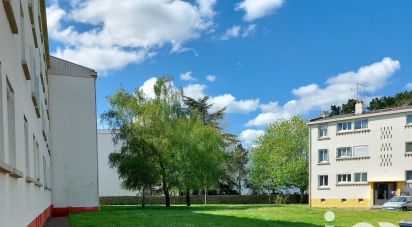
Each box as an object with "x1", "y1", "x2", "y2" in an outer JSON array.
[
  {"x1": 0, "y1": 0, "x2": 52, "y2": 226},
  {"x1": 98, "y1": 130, "x2": 136, "y2": 196},
  {"x1": 49, "y1": 58, "x2": 99, "y2": 208}
]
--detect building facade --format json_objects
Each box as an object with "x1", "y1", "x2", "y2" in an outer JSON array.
[
  {"x1": 308, "y1": 101, "x2": 412, "y2": 208},
  {"x1": 98, "y1": 129, "x2": 135, "y2": 196},
  {"x1": 0, "y1": 1, "x2": 98, "y2": 226}
]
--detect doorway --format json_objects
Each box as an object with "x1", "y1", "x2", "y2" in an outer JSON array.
[{"x1": 374, "y1": 182, "x2": 396, "y2": 205}]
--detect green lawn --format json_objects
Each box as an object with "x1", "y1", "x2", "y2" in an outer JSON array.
[{"x1": 69, "y1": 204, "x2": 411, "y2": 227}]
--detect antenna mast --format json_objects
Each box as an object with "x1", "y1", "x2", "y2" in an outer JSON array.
[{"x1": 356, "y1": 83, "x2": 366, "y2": 101}]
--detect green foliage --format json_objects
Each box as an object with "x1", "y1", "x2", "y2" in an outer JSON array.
[
  {"x1": 368, "y1": 91, "x2": 412, "y2": 111},
  {"x1": 101, "y1": 77, "x2": 230, "y2": 207},
  {"x1": 249, "y1": 116, "x2": 308, "y2": 198}
]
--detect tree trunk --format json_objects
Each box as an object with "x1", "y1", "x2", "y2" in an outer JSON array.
[
  {"x1": 268, "y1": 193, "x2": 271, "y2": 204},
  {"x1": 300, "y1": 188, "x2": 304, "y2": 204},
  {"x1": 159, "y1": 161, "x2": 171, "y2": 207},
  {"x1": 186, "y1": 189, "x2": 191, "y2": 206},
  {"x1": 141, "y1": 187, "x2": 146, "y2": 209},
  {"x1": 204, "y1": 187, "x2": 207, "y2": 205}
]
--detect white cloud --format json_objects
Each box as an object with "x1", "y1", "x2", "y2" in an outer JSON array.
[
  {"x1": 209, "y1": 94, "x2": 259, "y2": 113},
  {"x1": 180, "y1": 71, "x2": 196, "y2": 81},
  {"x1": 220, "y1": 24, "x2": 257, "y2": 40},
  {"x1": 206, "y1": 74, "x2": 216, "y2": 82},
  {"x1": 183, "y1": 84, "x2": 207, "y2": 99},
  {"x1": 246, "y1": 57, "x2": 401, "y2": 127},
  {"x1": 239, "y1": 129, "x2": 264, "y2": 145},
  {"x1": 405, "y1": 83, "x2": 412, "y2": 91},
  {"x1": 47, "y1": 0, "x2": 217, "y2": 72},
  {"x1": 139, "y1": 77, "x2": 158, "y2": 99},
  {"x1": 235, "y1": 0, "x2": 284, "y2": 21}
]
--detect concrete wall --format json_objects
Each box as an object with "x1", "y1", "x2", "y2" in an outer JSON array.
[
  {"x1": 0, "y1": 0, "x2": 52, "y2": 226},
  {"x1": 98, "y1": 130, "x2": 136, "y2": 196},
  {"x1": 49, "y1": 57, "x2": 99, "y2": 210},
  {"x1": 309, "y1": 108, "x2": 412, "y2": 208}
]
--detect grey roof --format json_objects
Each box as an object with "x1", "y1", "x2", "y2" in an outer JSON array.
[
  {"x1": 49, "y1": 56, "x2": 97, "y2": 78},
  {"x1": 309, "y1": 105, "x2": 412, "y2": 123}
]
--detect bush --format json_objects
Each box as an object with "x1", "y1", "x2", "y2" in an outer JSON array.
[{"x1": 100, "y1": 194, "x2": 308, "y2": 205}]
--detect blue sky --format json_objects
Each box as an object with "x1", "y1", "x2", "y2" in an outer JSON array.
[{"x1": 46, "y1": 0, "x2": 412, "y2": 145}]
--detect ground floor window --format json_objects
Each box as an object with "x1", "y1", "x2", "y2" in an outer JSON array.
[
  {"x1": 319, "y1": 175, "x2": 328, "y2": 187},
  {"x1": 337, "y1": 174, "x2": 351, "y2": 183},
  {"x1": 354, "y1": 172, "x2": 367, "y2": 182},
  {"x1": 407, "y1": 171, "x2": 412, "y2": 182}
]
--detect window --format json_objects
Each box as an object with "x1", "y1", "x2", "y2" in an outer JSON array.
[
  {"x1": 337, "y1": 147, "x2": 352, "y2": 158},
  {"x1": 407, "y1": 115, "x2": 412, "y2": 125},
  {"x1": 406, "y1": 142, "x2": 412, "y2": 153},
  {"x1": 6, "y1": 78, "x2": 16, "y2": 168},
  {"x1": 24, "y1": 117, "x2": 30, "y2": 176},
  {"x1": 319, "y1": 175, "x2": 329, "y2": 187},
  {"x1": 337, "y1": 174, "x2": 351, "y2": 183},
  {"x1": 318, "y1": 149, "x2": 329, "y2": 163},
  {"x1": 318, "y1": 124, "x2": 328, "y2": 138},
  {"x1": 407, "y1": 171, "x2": 412, "y2": 181},
  {"x1": 354, "y1": 172, "x2": 368, "y2": 182},
  {"x1": 33, "y1": 136, "x2": 40, "y2": 182},
  {"x1": 355, "y1": 119, "x2": 368, "y2": 130},
  {"x1": 353, "y1": 145, "x2": 368, "y2": 157},
  {"x1": 337, "y1": 122, "x2": 352, "y2": 132},
  {"x1": 43, "y1": 156, "x2": 46, "y2": 185}
]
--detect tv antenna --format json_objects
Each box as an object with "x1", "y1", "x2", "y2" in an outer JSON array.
[{"x1": 356, "y1": 83, "x2": 366, "y2": 101}]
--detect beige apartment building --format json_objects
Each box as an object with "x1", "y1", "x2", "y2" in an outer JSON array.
[{"x1": 308, "y1": 101, "x2": 412, "y2": 208}]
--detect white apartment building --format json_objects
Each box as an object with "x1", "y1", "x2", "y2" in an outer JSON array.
[
  {"x1": 308, "y1": 101, "x2": 412, "y2": 208},
  {"x1": 0, "y1": 1, "x2": 98, "y2": 226}
]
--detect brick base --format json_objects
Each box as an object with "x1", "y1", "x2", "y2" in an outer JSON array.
[
  {"x1": 52, "y1": 206, "x2": 99, "y2": 217},
  {"x1": 27, "y1": 205, "x2": 52, "y2": 227}
]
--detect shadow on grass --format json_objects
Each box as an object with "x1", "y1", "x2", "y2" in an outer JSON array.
[{"x1": 70, "y1": 205, "x2": 322, "y2": 227}]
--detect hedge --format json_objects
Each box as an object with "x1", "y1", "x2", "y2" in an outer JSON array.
[{"x1": 100, "y1": 194, "x2": 308, "y2": 205}]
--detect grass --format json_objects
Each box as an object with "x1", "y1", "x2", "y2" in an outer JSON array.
[{"x1": 69, "y1": 204, "x2": 411, "y2": 227}]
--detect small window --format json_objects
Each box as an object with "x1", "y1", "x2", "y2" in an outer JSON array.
[
  {"x1": 318, "y1": 124, "x2": 328, "y2": 138},
  {"x1": 337, "y1": 122, "x2": 352, "y2": 132},
  {"x1": 355, "y1": 119, "x2": 368, "y2": 130},
  {"x1": 353, "y1": 145, "x2": 368, "y2": 157},
  {"x1": 406, "y1": 142, "x2": 412, "y2": 153},
  {"x1": 341, "y1": 198, "x2": 347, "y2": 203},
  {"x1": 337, "y1": 174, "x2": 351, "y2": 183},
  {"x1": 321, "y1": 198, "x2": 326, "y2": 203},
  {"x1": 406, "y1": 171, "x2": 412, "y2": 181},
  {"x1": 337, "y1": 147, "x2": 352, "y2": 158},
  {"x1": 319, "y1": 175, "x2": 328, "y2": 187},
  {"x1": 354, "y1": 172, "x2": 368, "y2": 182},
  {"x1": 318, "y1": 149, "x2": 329, "y2": 163},
  {"x1": 407, "y1": 115, "x2": 412, "y2": 125},
  {"x1": 358, "y1": 198, "x2": 364, "y2": 203}
]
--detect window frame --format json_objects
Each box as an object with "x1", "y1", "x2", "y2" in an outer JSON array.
[
  {"x1": 406, "y1": 142, "x2": 412, "y2": 154},
  {"x1": 319, "y1": 175, "x2": 329, "y2": 187},
  {"x1": 337, "y1": 174, "x2": 352, "y2": 184},
  {"x1": 318, "y1": 124, "x2": 328, "y2": 138},
  {"x1": 318, "y1": 149, "x2": 329, "y2": 164},
  {"x1": 407, "y1": 115, "x2": 412, "y2": 125},
  {"x1": 354, "y1": 119, "x2": 368, "y2": 130},
  {"x1": 337, "y1": 122, "x2": 352, "y2": 132},
  {"x1": 406, "y1": 171, "x2": 412, "y2": 182},
  {"x1": 337, "y1": 147, "x2": 352, "y2": 158},
  {"x1": 354, "y1": 172, "x2": 368, "y2": 183}
]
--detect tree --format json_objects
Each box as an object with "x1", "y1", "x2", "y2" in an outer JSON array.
[
  {"x1": 231, "y1": 143, "x2": 248, "y2": 194},
  {"x1": 249, "y1": 116, "x2": 309, "y2": 203},
  {"x1": 182, "y1": 96, "x2": 237, "y2": 204},
  {"x1": 368, "y1": 91, "x2": 412, "y2": 111},
  {"x1": 102, "y1": 77, "x2": 185, "y2": 207}
]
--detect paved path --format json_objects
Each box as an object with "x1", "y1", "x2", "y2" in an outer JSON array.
[{"x1": 44, "y1": 217, "x2": 70, "y2": 227}]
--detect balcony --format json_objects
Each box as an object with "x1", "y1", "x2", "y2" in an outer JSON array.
[{"x1": 2, "y1": 0, "x2": 18, "y2": 34}]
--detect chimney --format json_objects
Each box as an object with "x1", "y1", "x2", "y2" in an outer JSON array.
[{"x1": 355, "y1": 100, "x2": 363, "y2": 115}]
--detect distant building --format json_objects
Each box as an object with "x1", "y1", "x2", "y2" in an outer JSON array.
[
  {"x1": 98, "y1": 129, "x2": 136, "y2": 196},
  {"x1": 308, "y1": 101, "x2": 412, "y2": 208},
  {"x1": 0, "y1": 1, "x2": 98, "y2": 226}
]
